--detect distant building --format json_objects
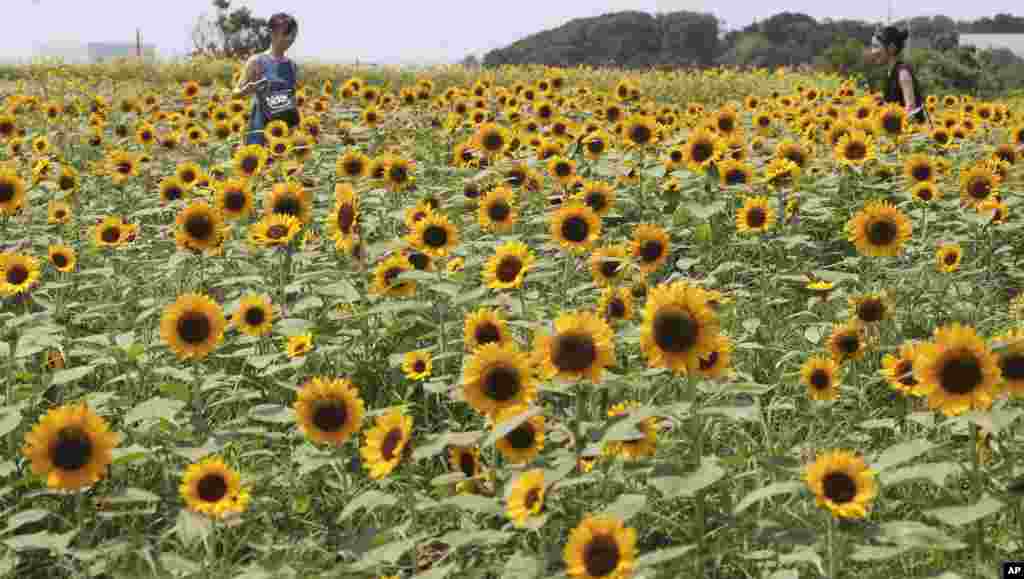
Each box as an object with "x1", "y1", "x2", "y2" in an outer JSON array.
[
  {"x1": 32, "y1": 40, "x2": 89, "y2": 63},
  {"x1": 959, "y1": 34, "x2": 1024, "y2": 58},
  {"x1": 87, "y1": 42, "x2": 156, "y2": 63}
]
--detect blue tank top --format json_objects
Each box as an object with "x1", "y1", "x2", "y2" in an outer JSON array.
[{"x1": 245, "y1": 54, "x2": 297, "y2": 146}]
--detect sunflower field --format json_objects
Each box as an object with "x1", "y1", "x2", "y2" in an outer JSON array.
[{"x1": 1, "y1": 60, "x2": 1024, "y2": 579}]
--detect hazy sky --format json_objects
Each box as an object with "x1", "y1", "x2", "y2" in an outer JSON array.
[{"x1": 10, "y1": 0, "x2": 1022, "y2": 63}]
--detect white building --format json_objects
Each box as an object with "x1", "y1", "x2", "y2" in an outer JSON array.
[
  {"x1": 959, "y1": 34, "x2": 1024, "y2": 58},
  {"x1": 32, "y1": 40, "x2": 156, "y2": 63}
]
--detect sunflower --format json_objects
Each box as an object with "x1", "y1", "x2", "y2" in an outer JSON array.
[
  {"x1": 762, "y1": 157, "x2": 801, "y2": 189},
  {"x1": 914, "y1": 323, "x2": 1002, "y2": 416},
  {"x1": 473, "y1": 122, "x2": 508, "y2": 158},
  {"x1": 464, "y1": 308, "x2": 511, "y2": 351},
  {"x1": 775, "y1": 139, "x2": 811, "y2": 170},
  {"x1": 372, "y1": 254, "x2": 417, "y2": 298},
  {"x1": 361, "y1": 409, "x2": 413, "y2": 479},
  {"x1": 876, "y1": 103, "x2": 906, "y2": 137},
  {"x1": 640, "y1": 281, "x2": 720, "y2": 374},
  {"x1": 0, "y1": 168, "x2": 26, "y2": 215},
  {"x1": 935, "y1": 243, "x2": 962, "y2": 273},
  {"x1": 717, "y1": 159, "x2": 753, "y2": 187},
  {"x1": 449, "y1": 445, "x2": 482, "y2": 480},
  {"x1": 834, "y1": 130, "x2": 875, "y2": 167},
  {"x1": 175, "y1": 201, "x2": 225, "y2": 253},
  {"x1": 157, "y1": 175, "x2": 187, "y2": 204},
  {"x1": 264, "y1": 180, "x2": 311, "y2": 223},
  {"x1": 911, "y1": 181, "x2": 940, "y2": 204},
  {"x1": 233, "y1": 144, "x2": 267, "y2": 179},
  {"x1": 160, "y1": 293, "x2": 226, "y2": 360},
  {"x1": 32, "y1": 135, "x2": 51, "y2": 156},
  {"x1": 627, "y1": 223, "x2": 669, "y2": 275},
  {"x1": 846, "y1": 200, "x2": 912, "y2": 258},
  {"x1": 959, "y1": 164, "x2": 999, "y2": 207},
  {"x1": 484, "y1": 241, "x2": 535, "y2": 290},
  {"x1": 804, "y1": 450, "x2": 877, "y2": 519},
  {"x1": 286, "y1": 334, "x2": 314, "y2": 358},
  {"x1": 549, "y1": 203, "x2": 601, "y2": 253},
  {"x1": 493, "y1": 405, "x2": 545, "y2": 464},
  {"x1": 827, "y1": 320, "x2": 867, "y2": 364},
  {"x1": 294, "y1": 377, "x2": 366, "y2": 446},
  {"x1": 336, "y1": 149, "x2": 368, "y2": 180},
  {"x1": 603, "y1": 401, "x2": 658, "y2": 460},
  {"x1": 212, "y1": 177, "x2": 253, "y2": 219},
  {"x1": 248, "y1": 214, "x2": 302, "y2": 248},
  {"x1": 993, "y1": 328, "x2": 1024, "y2": 397},
  {"x1": 582, "y1": 130, "x2": 612, "y2": 160},
  {"x1": 402, "y1": 351, "x2": 432, "y2": 381},
  {"x1": 233, "y1": 294, "x2": 273, "y2": 337},
  {"x1": 801, "y1": 355, "x2": 840, "y2": 401},
  {"x1": 93, "y1": 216, "x2": 137, "y2": 248},
  {"x1": 506, "y1": 469, "x2": 546, "y2": 527},
  {"x1": 564, "y1": 515, "x2": 637, "y2": 579},
  {"x1": 684, "y1": 128, "x2": 721, "y2": 172},
  {"x1": 47, "y1": 199, "x2": 71, "y2": 224},
  {"x1": 404, "y1": 200, "x2": 432, "y2": 230},
  {"x1": 478, "y1": 186, "x2": 518, "y2": 233},
  {"x1": 622, "y1": 114, "x2": 657, "y2": 148},
  {"x1": 735, "y1": 196, "x2": 776, "y2": 234},
  {"x1": 534, "y1": 311, "x2": 616, "y2": 383},
  {"x1": 849, "y1": 292, "x2": 892, "y2": 325},
  {"x1": 0, "y1": 252, "x2": 40, "y2": 296},
  {"x1": 383, "y1": 156, "x2": 414, "y2": 192},
  {"x1": 106, "y1": 150, "x2": 138, "y2": 184},
  {"x1": 881, "y1": 342, "x2": 925, "y2": 396},
  {"x1": 588, "y1": 244, "x2": 629, "y2": 287},
  {"x1": 22, "y1": 403, "x2": 119, "y2": 491},
  {"x1": 576, "y1": 181, "x2": 615, "y2": 217},
  {"x1": 406, "y1": 211, "x2": 459, "y2": 258},
  {"x1": 47, "y1": 245, "x2": 76, "y2": 273},
  {"x1": 903, "y1": 154, "x2": 936, "y2": 184},
  {"x1": 598, "y1": 286, "x2": 634, "y2": 325},
  {"x1": 56, "y1": 165, "x2": 79, "y2": 194},
  {"x1": 179, "y1": 457, "x2": 251, "y2": 519},
  {"x1": 264, "y1": 119, "x2": 289, "y2": 141},
  {"x1": 462, "y1": 343, "x2": 537, "y2": 416}
]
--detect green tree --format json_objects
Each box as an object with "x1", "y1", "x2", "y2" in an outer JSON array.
[{"x1": 191, "y1": 0, "x2": 270, "y2": 58}]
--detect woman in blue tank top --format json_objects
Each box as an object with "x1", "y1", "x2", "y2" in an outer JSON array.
[{"x1": 233, "y1": 12, "x2": 300, "y2": 146}]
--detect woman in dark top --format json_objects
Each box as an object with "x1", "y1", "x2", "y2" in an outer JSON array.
[
  {"x1": 864, "y1": 26, "x2": 927, "y2": 124},
  {"x1": 233, "y1": 13, "x2": 300, "y2": 146}
]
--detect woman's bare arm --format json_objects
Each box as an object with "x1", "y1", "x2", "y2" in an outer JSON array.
[
  {"x1": 232, "y1": 56, "x2": 263, "y2": 98},
  {"x1": 898, "y1": 68, "x2": 916, "y2": 110}
]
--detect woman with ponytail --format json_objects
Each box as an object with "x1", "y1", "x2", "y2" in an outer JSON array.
[{"x1": 864, "y1": 26, "x2": 927, "y2": 124}]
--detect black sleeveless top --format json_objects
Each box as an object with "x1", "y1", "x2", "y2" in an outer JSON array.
[{"x1": 883, "y1": 61, "x2": 925, "y2": 121}]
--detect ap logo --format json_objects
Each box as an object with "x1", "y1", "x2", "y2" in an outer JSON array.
[{"x1": 1004, "y1": 561, "x2": 1024, "y2": 578}]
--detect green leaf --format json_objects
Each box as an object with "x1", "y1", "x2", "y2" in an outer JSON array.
[
  {"x1": 778, "y1": 546, "x2": 824, "y2": 576},
  {"x1": 338, "y1": 490, "x2": 397, "y2": 522},
  {"x1": 248, "y1": 404, "x2": 295, "y2": 424},
  {"x1": 879, "y1": 462, "x2": 962, "y2": 487},
  {"x1": 0, "y1": 407, "x2": 21, "y2": 438},
  {"x1": 159, "y1": 552, "x2": 200, "y2": 576},
  {"x1": 50, "y1": 365, "x2": 95, "y2": 386},
  {"x1": 348, "y1": 536, "x2": 424, "y2": 572},
  {"x1": 174, "y1": 510, "x2": 212, "y2": 547},
  {"x1": 502, "y1": 552, "x2": 541, "y2": 579},
  {"x1": 124, "y1": 397, "x2": 186, "y2": 426},
  {"x1": 103, "y1": 488, "x2": 161, "y2": 504},
  {"x1": 316, "y1": 280, "x2": 360, "y2": 300},
  {"x1": 872, "y1": 439, "x2": 937, "y2": 471},
  {"x1": 1, "y1": 510, "x2": 50, "y2": 535},
  {"x1": 848, "y1": 544, "x2": 911, "y2": 562},
  {"x1": 601, "y1": 493, "x2": 646, "y2": 521},
  {"x1": 924, "y1": 495, "x2": 1005, "y2": 527},
  {"x1": 699, "y1": 404, "x2": 759, "y2": 422},
  {"x1": 875, "y1": 521, "x2": 966, "y2": 550},
  {"x1": 648, "y1": 458, "x2": 725, "y2": 499},
  {"x1": 3, "y1": 530, "x2": 76, "y2": 553},
  {"x1": 434, "y1": 494, "x2": 502, "y2": 516},
  {"x1": 635, "y1": 544, "x2": 696, "y2": 568},
  {"x1": 733, "y1": 481, "x2": 803, "y2": 514}
]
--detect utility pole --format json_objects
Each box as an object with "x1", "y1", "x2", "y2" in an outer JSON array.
[{"x1": 136, "y1": 28, "x2": 141, "y2": 58}]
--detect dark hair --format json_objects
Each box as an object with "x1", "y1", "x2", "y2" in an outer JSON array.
[
  {"x1": 876, "y1": 26, "x2": 909, "y2": 52},
  {"x1": 268, "y1": 13, "x2": 297, "y2": 36}
]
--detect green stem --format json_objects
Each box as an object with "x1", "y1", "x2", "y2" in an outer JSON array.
[
  {"x1": 687, "y1": 376, "x2": 705, "y2": 576},
  {"x1": 970, "y1": 423, "x2": 983, "y2": 566},
  {"x1": 828, "y1": 514, "x2": 838, "y2": 579}
]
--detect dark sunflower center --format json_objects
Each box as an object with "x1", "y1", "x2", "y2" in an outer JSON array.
[
  {"x1": 0, "y1": 182, "x2": 13, "y2": 202},
  {"x1": 822, "y1": 471, "x2": 857, "y2": 504},
  {"x1": 483, "y1": 364, "x2": 522, "y2": 402},
  {"x1": 599, "y1": 258, "x2": 621, "y2": 279},
  {"x1": 524, "y1": 488, "x2": 541, "y2": 510},
  {"x1": 554, "y1": 162, "x2": 572, "y2": 177},
  {"x1": 496, "y1": 256, "x2": 523, "y2": 283},
  {"x1": 725, "y1": 169, "x2": 747, "y2": 185},
  {"x1": 585, "y1": 192, "x2": 607, "y2": 213},
  {"x1": 691, "y1": 141, "x2": 713, "y2": 163},
  {"x1": 943, "y1": 251, "x2": 958, "y2": 266},
  {"x1": 507, "y1": 170, "x2": 525, "y2": 187},
  {"x1": 408, "y1": 252, "x2": 430, "y2": 271},
  {"x1": 52, "y1": 253, "x2": 69, "y2": 268},
  {"x1": 312, "y1": 401, "x2": 347, "y2": 432},
  {"x1": 458, "y1": 453, "x2": 476, "y2": 477},
  {"x1": 935, "y1": 131, "x2": 949, "y2": 144},
  {"x1": 422, "y1": 225, "x2": 448, "y2": 248},
  {"x1": 936, "y1": 353, "x2": 983, "y2": 394},
  {"x1": 381, "y1": 428, "x2": 404, "y2": 460},
  {"x1": 267, "y1": 225, "x2": 288, "y2": 239},
  {"x1": 640, "y1": 240, "x2": 664, "y2": 263},
  {"x1": 413, "y1": 360, "x2": 427, "y2": 373},
  {"x1": 607, "y1": 297, "x2": 626, "y2": 320},
  {"x1": 177, "y1": 312, "x2": 212, "y2": 344},
  {"x1": 101, "y1": 226, "x2": 121, "y2": 243},
  {"x1": 856, "y1": 299, "x2": 885, "y2": 323},
  {"x1": 482, "y1": 133, "x2": 504, "y2": 151},
  {"x1": 197, "y1": 474, "x2": 228, "y2": 503},
  {"x1": 224, "y1": 190, "x2": 246, "y2": 211},
  {"x1": 59, "y1": 176, "x2": 75, "y2": 190},
  {"x1": 883, "y1": 114, "x2": 902, "y2": 134},
  {"x1": 587, "y1": 139, "x2": 604, "y2": 154},
  {"x1": 185, "y1": 214, "x2": 214, "y2": 241},
  {"x1": 810, "y1": 369, "x2": 831, "y2": 390},
  {"x1": 344, "y1": 160, "x2": 364, "y2": 176},
  {"x1": 630, "y1": 124, "x2": 652, "y2": 144},
  {"x1": 968, "y1": 178, "x2": 991, "y2": 200},
  {"x1": 388, "y1": 165, "x2": 408, "y2": 183},
  {"x1": 916, "y1": 187, "x2": 934, "y2": 201},
  {"x1": 560, "y1": 216, "x2": 589, "y2": 243},
  {"x1": 51, "y1": 427, "x2": 92, "y2": 471},
  {"x1": 505, "y1": 424, "x2": 535, "y2": 449},
  {"x1": 911, "y1": 165, "x2": 932, "y2": 182},
  {"x1": 6, "y1": 265, "x2": 28, "y2": 285},
  {"x1": 745, "y1": 207, "x2": 767, "y2": 229},
  {"x1": 383, "y1": 267, "x2": 404, "y2": 288},
  {"x1": 717, "y1": 116, "x2": 734, "y2": 133},
  {"x1": 866, "y1": 219, "x2": 898, "y2": 246},
  {"x1": 784, "y1": 151, "x2": 805, "y2": 167},
  {"x1": 896, "y1": 360, "x2": 917, "y2": 386},
  {"x1": 552, "y1": 332, "x2": 597, "y2": 373},
  {"x1": 488, "y1": 201, "x2": 511, "y2": 222},
  {"x1": 1000, "y1": 353, "x2": 1024, "y2": 381},
  {"x1": 583, "y1": 535, "x2": 621, "y2": 577},
  {"x1": 240, "y1": 156, "x2": 259, "y2": 174},
  {"x1": 837, "y1": 334, "x2": 860, "y2": 355},
  {"x1": 273, "y1": 195, "x2": 302, "y2": 217},
  {"x1": 475, "y1": 322, "x2": 501, "y2": 345},
  {"x1": 845, "y1": 141, "x2": 867, "y2": 160},
  {"x1": 670, "y1": 150, "x2": 683, "y2": 162},
  {"x1": 243, "y1": 307, "x2": 266, "y2": 326},
  {"x1": 116, "y1": 162, "x2": 132, "y2": 175},
  {"x1": 653, "y1": 310, "x2": 698, "y2": 353},
  {"x1": 699, "y1": 350, "x2": 719, "y2": 371}
]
